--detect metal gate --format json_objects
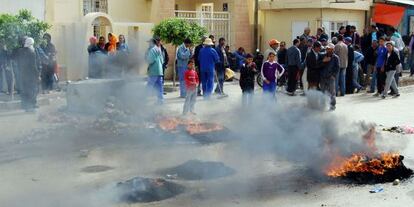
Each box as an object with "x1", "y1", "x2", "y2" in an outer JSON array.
[{"x1": 175, "y1": 10, "x2": 231, "y2": 45}]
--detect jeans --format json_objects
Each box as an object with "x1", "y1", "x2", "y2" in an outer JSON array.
[
  {"x1": 147, "y1": 76, "x2": 164, "y2": 104},
  {"x1": 183, "y1": 88, "x2": 197, "y2": 114},
  {"x1": 242, "y1": 89, "x2": 254, "y2": 107},
  {"x1": 336, "y1": 68, "x2": 346, "y2": 96},
  {"x1": 382, "y1": 70, "x2": 399, "y2": 96},
  {"x1": 215, "y1": 69, "x2": 225, "y2": 94},
  {"x1": 178, "y1": 66, "x2": 187, "y2": 97},
  {"x1": 320, "y1": 77, "x2": 336, "y2": 108},
  {"x1": 201, "y1": 70, "x2": 214, "y2": 98},
  {"x1": 370, "y1": 68, "x2": 377, "y2": 93},
  {"x1": 352, "y1": 66, "x2": 362, "y2": 90}
]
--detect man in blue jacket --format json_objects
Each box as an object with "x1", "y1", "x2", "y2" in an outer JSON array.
[
  {"x1": 176, "y1": 38, "x2": 193, "y2": 98},
  {"x1": 215, "y1": 37, "x2": 228, "y2": 95},
  {"x1": 198, "y1": 38, "x2": 220, "y2": 98}
]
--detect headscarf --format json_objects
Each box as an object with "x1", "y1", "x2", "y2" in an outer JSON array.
[
  {"x1": 108, "y1": 35, "x2": 118, "y2": 53},
  {"x1": 89, "y1": 36, "x2": 97, "y2": 45},
  {"x1": 24, "y1": 37, "x2": 35, "y2": 51}
]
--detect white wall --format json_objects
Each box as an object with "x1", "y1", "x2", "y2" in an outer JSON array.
[{"x1": 0, "y1": 0, "x2": 45, "y2": 20}]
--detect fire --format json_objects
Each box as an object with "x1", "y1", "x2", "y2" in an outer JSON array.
[
  {"x1": 324, "y1": 126, "x2": 402, "y2": 178},
  {"x1": 325, "y1": 153, "x2": 401, "y2": 177},
  {"x1": 157, "y1": 116, "x2": 225, "y2": 135}
]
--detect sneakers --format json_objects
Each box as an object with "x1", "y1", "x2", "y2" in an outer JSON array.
[
  {"x1": 381, "y1": 95, "x2": 386, "y2": 99},
  {"x1": 393, "y1": 93, "x2": 400, "y2": 97},
  {"x1": 373, "y1": 93, "x2": 380, "y2": 97}
]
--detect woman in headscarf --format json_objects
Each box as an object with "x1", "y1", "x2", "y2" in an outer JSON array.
[
  {"x1": 17, "y1": 37, "x2": 39, "y2": 112},
  {"x1": 107, "y1": 34, "x2": 118, "y2": 55}
]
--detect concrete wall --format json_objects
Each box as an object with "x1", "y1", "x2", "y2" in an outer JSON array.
[
  {"x1": 259, "y1": 8, "x2": 366, "y2": 49},
  {"x1": 53, "y1": 0, "x2": 82, "y2": 23},
  {"x1": 108, "y1": 0, "x2": 151, "y2": 22},
  {"x1": 0, "y1": 0, "x2": 45, "y2": 20}
]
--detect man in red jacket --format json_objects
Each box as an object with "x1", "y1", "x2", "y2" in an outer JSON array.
[{"x1": 183, "y1": 59, "x2": 199, "y2": 115}]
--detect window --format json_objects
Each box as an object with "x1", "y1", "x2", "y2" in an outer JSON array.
[{"x1": 83, "y1": 0, "x2": 108, "y2": 15}]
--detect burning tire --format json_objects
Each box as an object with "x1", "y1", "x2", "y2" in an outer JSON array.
[
  {"x1": 160, "y1": 160, "x2": 236, "y2": 180},
  {"x1": 117, "y1": 177, "x2": 185, "y2": 203}
]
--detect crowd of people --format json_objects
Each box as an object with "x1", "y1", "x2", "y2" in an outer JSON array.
[
  {"x1": 144, "y1": 24, "x2": 411, "y2": 114},
  {"x1": 87, "y1": 33, "x2": 131, "y2": 78},
  {"x1": 0, "y1": 34, "x2": 58, "y2": 112}
]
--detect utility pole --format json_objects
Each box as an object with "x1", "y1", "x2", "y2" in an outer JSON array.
[{"x1": 254, "y1": 0, "x2": 259, "y2": 51}]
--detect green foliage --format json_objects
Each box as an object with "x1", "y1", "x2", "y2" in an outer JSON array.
[
  {"x1": 153, "y1": 18, "x2": 207, "y2": 46},
  {"x1": 0, "y1": 9, "x2": 51, "y2": 51}
]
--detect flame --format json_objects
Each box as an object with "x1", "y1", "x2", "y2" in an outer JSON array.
[
  {"x1": 157, "y1": 116, "x2": 224, "y2": 134},
  {"x1": 325, "y1": 153, "x2": 401, "y2": 177},
  {"x1": 324, "y1": 126, "x2": 402, "y2": 177}
]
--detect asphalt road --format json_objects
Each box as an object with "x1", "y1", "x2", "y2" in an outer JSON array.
[{"x1": 0, "y1": 81, "x2": 413, "y2": 207}]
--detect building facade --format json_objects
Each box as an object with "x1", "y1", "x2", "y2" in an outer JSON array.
[
  {"x1": 0, "y1": 0, "x2": 254, "y2": 80},
  {"x1": 258, "y1": 0, "x2": 372, "y2": 49}
]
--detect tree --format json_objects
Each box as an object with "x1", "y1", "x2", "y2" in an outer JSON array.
[
  {"x1": 153, "y1": 18, "x2": 207, "y2": 85},
  {"x1": 0, "y1": 9, "x2": 51, "y2": 51}
]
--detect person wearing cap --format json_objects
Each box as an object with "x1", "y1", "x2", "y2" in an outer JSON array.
[
  {"x1": 198, "y1": 38, "x2": 220, "y2": 98},
  {"x1": 193, "y1": 36, "x2": 207, "y2": 96},
  {"x1": 334, "y1": 35, "x2": 348, "y2": 96},
  {"x1": 321, "y1": 43, "x2": 340, "y2": 110},
  {"x1": 344, "y1": 36, "x2": 355, "y2": 94},
  {"x1": 286, "y1": 39, "x2": 301, "y2": 95},
  {"x1": 261, "y1": 51, "x2": 285, "y2": 100},
  {"x1": 239, "y1": 53, "x2": 257, "y2": 107},
  {"x1": 145, "y1": 36, "x2": 165, "y2": 104},
  {"x1": 177, "y1": 38, "x2": 193, "y2": 98},
  {"x1": 264, "y1": 39, "x2": 280, "y2": 61},
  {"x1": 381, "y1": 41, "x2": 400, "y2": 99},
  {"x1": 306, "y1": 41, "x2": 324, "y2": 90}
]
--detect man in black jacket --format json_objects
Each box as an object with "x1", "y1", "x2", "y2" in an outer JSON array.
[
  {"x1": 306, "y1": 41, "x2": 324, "y2": 90},
  {"x1": 344, "y1": 37, "x2": 354, "y2": 94},
  {"x1": 286, "y1": 39, "x2": 301, "y2": 95},
  {"x1": 364, "y1": 40, "x2": 378, "y2": 92}
]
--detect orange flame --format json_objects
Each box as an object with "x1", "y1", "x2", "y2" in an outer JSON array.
[
  {"x1": 324, "y1": 126, "x2": 402, "y2": 177},
  {"x1": 157, "y1": 116, "x2": 224, "y2": 135}
]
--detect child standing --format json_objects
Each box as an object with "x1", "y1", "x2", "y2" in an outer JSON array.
[
  {"x1": 261, "y1": 51, "x2": 285, "y2": 100},
  {"x1": 239, "y1": 54, "x2": 257, "y2": 107},
  {"x1": 183, "y1": 60, "x2": 199, "y2": 115}
]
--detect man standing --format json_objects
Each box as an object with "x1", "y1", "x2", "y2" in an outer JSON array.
[
  {"x1": 176, "y1": 38, "x2": 193, "y2": 98},
  {"x1": 350, "y1": 26, "x2": 361, "y2": 47},
  {"x1": 194, "y1": 36, "x2": 206, "y2": 96},
  {"x1": 375, "y1": 37, "x2": 387, "y2": 96},
  {"x1": 365, "y1": 40, "x2": 378, "y2": 92},
  {"x1": 344, "y1": 37, "x2": 354, "y2": 94},
  {"x1": 198, "y1": 38, "x2": 220, "y2": 98},
  {"x1": 41, "y1": 33, "x2": 57, "y2": 94},
  {"x1": 286, "y1": 39, "x2": 301, "y2": 95},
  {"x1": 334, "y1": 35, "x2": 348, "y2": 96},
  {"x1": 264, "y1": 39, "x2": 280, "y2": 61},
  {"x1": 300, "y1": 27, "x2": 311, "y2": 41},
  {"x1": 215, "y1": 38, "x2": 228, "y2": 95},
  {"x1": 317, "y1": 27, "x2": 329, "y2": 42},
  {"x1": 17, "y1": 38, "x2": 39, "y2": 112},
  {"x1": 321, "y1": 43, "x2": 340, "y2": 111},
  {"x1": 306, "y1": 41, "x2": 323, "y2": 90},
  {"x1": 145, "y1": 36, "x2": 164, "y2": 104}
]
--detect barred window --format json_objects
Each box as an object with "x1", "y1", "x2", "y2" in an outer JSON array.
[{"x1": 83, "y1": 0, "x2": 108, "y2": 15}]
